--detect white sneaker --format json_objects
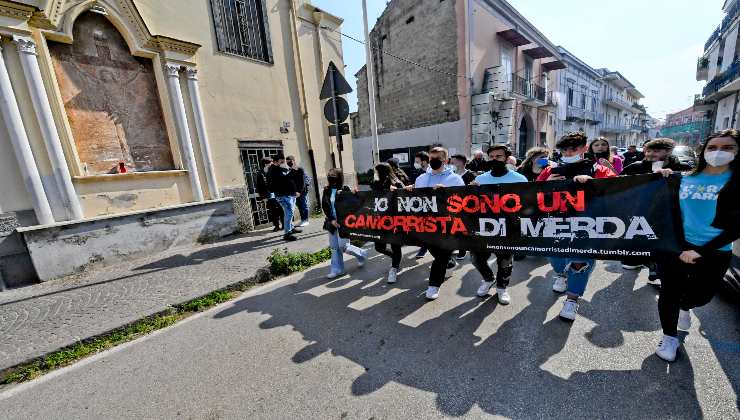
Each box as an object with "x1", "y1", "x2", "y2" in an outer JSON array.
[
  {"x1": 656, "y1": 335, "x2": 680, "y2": 362},
  {"x1": 298, "y1": 220, "x2": 310, "y2": 227},
  {"x1": 476, "y1": 281, "x2": 494, "y2": 297},
  {"x1": 326, "y1": 271, "x2": 345, "y2": 279},
  {"x1": 552, "y1": 274, "x2": 567, "y2": 293},
  {"x1": 496, "y1": 288, "x2": 511, "y2": 305},
  {"x1": 678, "y1": 309, "x2": 692, "y2": 331},
  {"x1": 559, "y1": 299, "x2": 578, "y2": 321},
  {"x1": 387, "y1": 268, "x2": 398, "y2": 284},
  {"x1": 425, "y1": 286, "x2": 440, "y2": 300},
  {"x1": 621, "y1": 264, "x2": 642, "y2": 270}
]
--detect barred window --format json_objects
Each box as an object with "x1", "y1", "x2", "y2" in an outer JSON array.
[{"x1": 211, "y1": 0, "x2": 273, "y2": 63}]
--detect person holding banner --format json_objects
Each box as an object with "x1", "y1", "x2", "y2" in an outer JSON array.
[
  {"x1": 321, "y1": 169, "x2": 368, "y2": 279},
  {"x1": 653, "y1": 130, "x2": 739, "y2": 362},
  {"x1": 413, "y1": 147, "x2": 465, "y2": 300},
  {"x1": 536, "y1": 132, "x2": 617, "y2": 321},
  {"x1": 586, "y1": 137, "x2": 623, "y2": 174},
  {"x1": 517, "y1": 147, "x2": 552, "y2": 182},
  {"x1": 470, "y1": 145, "x2": 529, "y2": 304},
  {"x1": 371, "y1": 163, "x2": 406, "y2": 284},
  {"x1": 619, "y1": 138, "x2": 691, "y2": 285}
]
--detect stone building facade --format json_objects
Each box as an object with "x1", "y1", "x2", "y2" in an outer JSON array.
[
  {"x1": 0, "y1": 0, "x2": 351, "y2": 287},
  {"x1": 351, "y1": 0, "x2": 565, "y2": 173}
]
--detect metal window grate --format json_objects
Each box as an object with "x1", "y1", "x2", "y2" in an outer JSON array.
[{"x1": 211, "y1": 0, "x2": 273, "y2": 63}]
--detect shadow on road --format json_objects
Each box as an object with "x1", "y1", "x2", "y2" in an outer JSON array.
[{"x1": 213, "y1": 256, "x2": 706, "y2": 417}]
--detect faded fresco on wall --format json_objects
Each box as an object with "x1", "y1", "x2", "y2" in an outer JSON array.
[{"x1": 48, "y1": 12, "x2": 174, "y2": 175}]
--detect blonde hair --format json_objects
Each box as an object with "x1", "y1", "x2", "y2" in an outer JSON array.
[{"x1": 429, "y1": 146, "x2": 448, "y2": 160}]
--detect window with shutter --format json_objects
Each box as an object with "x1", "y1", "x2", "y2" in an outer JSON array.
[{"x1": 210, "y1": 0, "x2": 273, "y2": 63}]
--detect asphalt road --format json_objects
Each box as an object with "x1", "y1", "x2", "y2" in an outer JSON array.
[{"x1": 1, "y1": 248, "x2": 738, "y2": 419}]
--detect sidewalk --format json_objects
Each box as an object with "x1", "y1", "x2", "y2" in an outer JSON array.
[{"x1": 0, "y1": 222, "x2": 329, "y2": 371}]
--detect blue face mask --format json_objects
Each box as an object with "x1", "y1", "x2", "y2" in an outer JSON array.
[{"x1": 535, "y1": 158, "x2": 549, "y2": 168}]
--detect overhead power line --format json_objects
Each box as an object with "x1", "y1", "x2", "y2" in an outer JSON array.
[{"x1": 320, "y1": 26, "x2": 468, "y2": 80}]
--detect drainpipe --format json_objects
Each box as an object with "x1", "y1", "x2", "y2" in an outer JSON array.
[{"x1": 289, "y1": 0, "x2": 321, "y2": 204}]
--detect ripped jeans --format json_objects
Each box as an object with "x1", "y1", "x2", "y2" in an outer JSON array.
[{"x1": 549, "y1": 257, "x2": 595, "y2": 297}]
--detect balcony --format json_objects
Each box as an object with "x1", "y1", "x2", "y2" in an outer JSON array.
[
  {"x1": 693, "y1": 93, "x2": 715, "y2": 112},
  {"x1": 604, "y1": 93, "x2": 634, "y2": 111},
  {"x1": 704, "y1": 1, "x2": 740, "y2": 52},
  {"x1": 565, "y1": 106, "x2": 602, "y2": 123},
  {"x1": 703, "y1": 57, "x2": 740, "y2": 99},
  {"x1": 600, "y1": 122, "x2": 629, "y2": 134},
  {"x1": 511, "y1": 73, "x2": 546, "y2": 105},
  {"x1": 705, "y1": 26, "x2": 721, "y2": 52},
  {"x1": 696, "y1": 57, "x2": 709, "y2": 82}
]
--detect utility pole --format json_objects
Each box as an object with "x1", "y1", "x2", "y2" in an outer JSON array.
[{"x1": 362, "y1": 0, "x2": 380, "y2": 164}]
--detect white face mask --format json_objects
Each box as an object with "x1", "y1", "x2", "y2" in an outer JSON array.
[
  {"x1": 414, "y1": 162, "x2": 422, "y2": 170},
  {"x1": 560, "y1": 155, "x2": 581, "y2": 164},
  {"x1": 263, "y1": 166, "x2": 270, "y2": 173},
  {"x1": 651, "y1": 161, "x2": 664, "y2": 172},
  {"x1": 704, "y1": 150, "x2": 735, "y2": 167}
]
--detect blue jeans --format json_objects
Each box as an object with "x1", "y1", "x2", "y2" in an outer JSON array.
[
  {"x1": 297, "y1": 191, "x2": 309, "y2": 222},
  {"x1": 276, "y1": 195, "x2": 296, "y2": 235},
  {"x1": 549, "y1": 257, "x2": 595, "y2": 297},
  {"x1": 328, "y1": 231, "x2": 366, "y2": 274}
]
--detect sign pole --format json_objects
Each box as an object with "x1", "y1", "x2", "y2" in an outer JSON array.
[
  {"x1": 329, "y1": 65, "x2": 344, "y2": 170},
  {"x1": 362, "y1": 0, "x2": 380, "y2": 165}
]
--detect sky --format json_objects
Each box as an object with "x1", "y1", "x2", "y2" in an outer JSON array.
[{"x1": 311, "y1": 0, "x2": 725, "y2": 119}]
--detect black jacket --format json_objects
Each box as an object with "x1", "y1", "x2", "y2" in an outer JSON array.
[
  {"x1": 289, "y1": 166, "x2": 308, "y2": 194},
  {"x1": 371, "y1": 178, "x2": 405, "y2": 192},
  {"x1": 321, "y1": 185, "x2": 350, "y2": 222},
  {"x1": 623, "y1": 151, "x2": 645, "y2": 167},
  {"x1": 466, "y1": 158, "x2": 486, "y2": 173},
  {"x1": 267, "y1": 165, "x2": 297, "y2": 197},
  {"x1": 677, "y1": 171, "x2": 740, "y2": 254},
  {"x1": 256, "y1": 169, "x2": 270, "y2": 199},
  {"x1": 622, "y1": 156, "x2": 690, "y2": 176},
  {"x1": 458, "y1": 170, "x2": 476, "y2": 185}
]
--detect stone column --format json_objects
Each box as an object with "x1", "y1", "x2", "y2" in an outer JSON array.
[
  {"x1": 164, "y1": 63, "x2": 204, "y2": 202},
  {"x1": 185, "y1": 67, "x2": 220, "y2": 199},
  {"x1": 15, "y1": 36, "x2": 84, "y2": 221},
  {"x1": 0, "y1": 42, "x2": 54, "y2": 225}
]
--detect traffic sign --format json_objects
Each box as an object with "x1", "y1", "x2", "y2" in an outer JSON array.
[
  {"x1": 324, "y1": 97, "x2": 350, "y2": 123},
  {"x1": 320, "y1": 61, "x2": 353, "y2": 100},
  {"x1": 328, "y1": 123, "x2": 350, "y2": 137}
]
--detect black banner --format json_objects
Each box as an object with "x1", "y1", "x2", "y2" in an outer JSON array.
[{"x1": 335, "y1": 174, "x2": 682, "y2": 259}]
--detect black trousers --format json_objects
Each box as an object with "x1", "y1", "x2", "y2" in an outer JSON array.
[
  {"x1": 428, "y1": 247, "x2": 454, "y2": 287},
  {"x1": 657, "y1": 250, "x2": 731, "y2": 337},
  {"x1": 471, "y1": 252, "x2": 513, "y2": 288},
  {"x1": 375, "y1": 242, "x2": 402, "y2": 269},
  {"x1": 266, "y1": 198, "x2": 283, "y2": 228}
]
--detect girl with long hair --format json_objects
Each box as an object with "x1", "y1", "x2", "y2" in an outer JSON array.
[
  {"x1": 321, "y1": 169, "x2": 368, "y2": 279},
  {"x1": 517, "y1": 147, "x2": 551, "y2": 181},
  {"x1": 371, "y1": 163, "x2": 405, "y2": 284},
  {"x1": 654, "y1": 129, "x2": 739, "y2": 362},
  {"x1": 587, "y1": 137, "x2": 623, "y2": 174}
]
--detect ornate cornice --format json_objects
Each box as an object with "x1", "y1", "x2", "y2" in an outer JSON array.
[
  {"x1": 152, "y1": 35, "x2": 200, "y2": 57},
  {"x1": 0, "y1": 0, "x2": 36, "y2": 21},
  {"x1": 14, "y1": 35, "x2": 36, "y2": 54}
]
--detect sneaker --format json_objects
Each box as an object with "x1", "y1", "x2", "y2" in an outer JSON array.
[
  {"x1": 283, "y1": 234, "x2": 298, "y2": 241},
  {"x1": 559, "y1": 299, "x2": 578, "y2": 321},
  {"x1": 425, "y1": 286, "x2": 440, "y2": 300},
  {"x1": 455, "y1": 251, "x2": 467, "y2": 260},
  {"x1": 387, "y1": 267, "x2": 398, "y2": 284},
  {"x1": 298, "y1": 220, "x2": 310, "y2": 227},
  {"x1": 647, "y1": 271, "x2": 661, "y2": 287},
  {"x1": 326, "y1": 271, "x2": 345, "y2": 279},
  {"x1": 290, "y1": 227, "x2": 303, "y2": 234},
  {"x1": 621, "y1": 263, "x2": 643, "y2": 270},
  {"x1": 655, "y1": 335, "x2": 680, "y2": 362},
  {"x1": 447, "y1": 258, "x2": 458, "y2": 270},
  {"x1": 476, "y1": 281, "x2": 494, "y2": 297},
  {"x1": 496, "y1": 288, "x2": 511, "y2": 305},
  {"x1": 552, "y1": 274, "x2": 567, "y2": 293},
  {"x1": 678, "y1": 309, "x2": 692, "y2": 331},
  {"x1": 415, "y1": 248, "x2": 428, "y2": 259},
  {"x1": 357, "y1": 255, "x2": 366, "y2": 268}
]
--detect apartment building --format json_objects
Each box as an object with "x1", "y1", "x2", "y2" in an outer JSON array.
[
  {"x1": 351, "y1": 0, "x2": 565, "y2": 173},
  {"x1": 696, "y1": 0, "x2": 740, "y2": 132},
  {"x1": 659, "y1": 106, "x2": 713, "y2": 146},
  {"x1": 597, "y1": 68, "x2": 646, "y2": 146},
  {"x1": 552, "y1": 46, "x2": 603, "y2": 141},
  {"x1": 0, "y1": 0, "x2": 350, "y2": 286}
]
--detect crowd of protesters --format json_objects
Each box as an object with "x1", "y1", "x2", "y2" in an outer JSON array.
[{"x1": 312, "y1": 130, "x2": 738, "y2": 363}]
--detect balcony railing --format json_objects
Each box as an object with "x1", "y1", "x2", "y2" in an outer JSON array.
[
  {"x1": 704, "y1": 2, "x2": 740, "y2": 52},
  {"x1": 600, "y1": 123, "x2": 629, "y2": 133},
  {"x1": 705, "y1": 26, "x2": 721, "y2": 52},
  {"x1": 703, "y1": 57, "x2": 740, "y2": 97},
  {"x1": 511, "y1": 73, "x2": 546, "y2": 102},
  {"x1": 604, "y1": 93, "x2": 633, "y2": 110},
  {"x1": 566, "y1": 106, "x2": 602, "y2": 123}
]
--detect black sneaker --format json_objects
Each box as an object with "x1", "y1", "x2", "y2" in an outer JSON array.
[
  {"x1": 284, "y1": 234, "x2": 298, "y2": 241},
  {"x1": 415, "y1": 248, "x2": 428, "y2": 259},
  {"x1": 291, "y1": 227, "x2": 303, "y2": 234},
  {"x1": 455, "y1": 251, "x2": 467, "y2": 260}
]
